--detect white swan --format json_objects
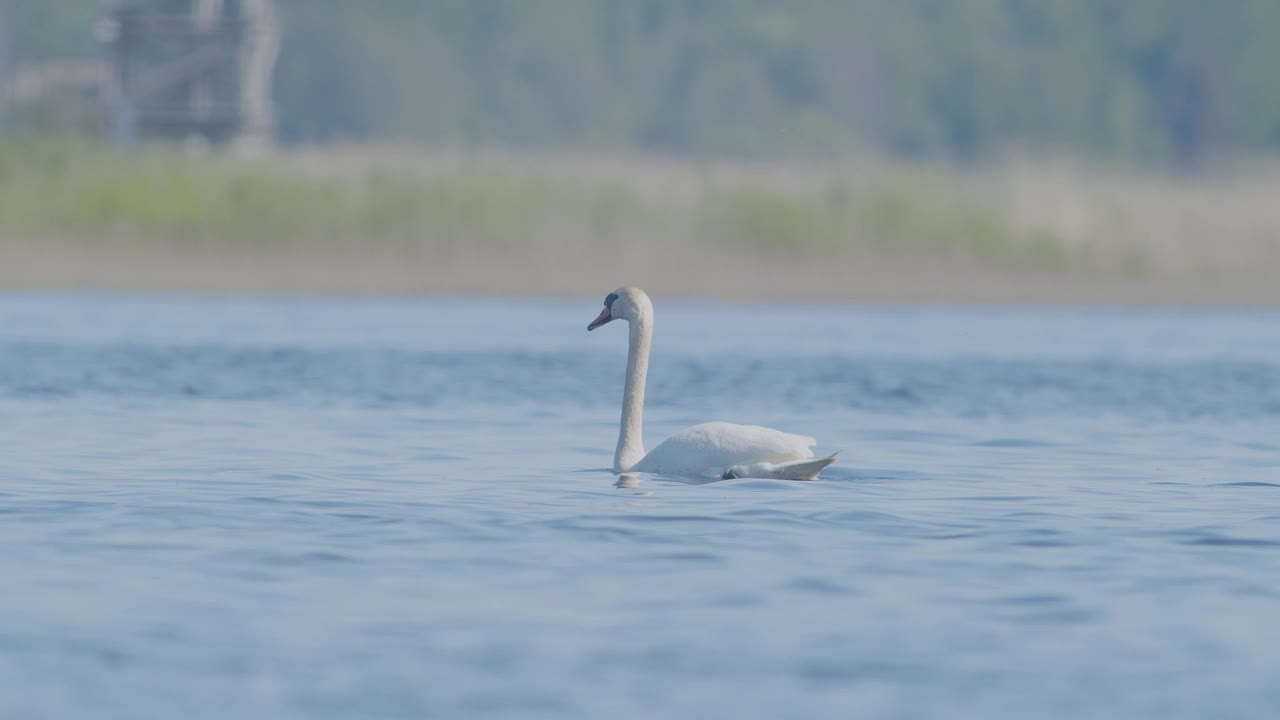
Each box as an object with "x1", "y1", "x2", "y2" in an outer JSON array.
[{"x1": 588, "y1": 287, "x2": 837, "y2": 481}]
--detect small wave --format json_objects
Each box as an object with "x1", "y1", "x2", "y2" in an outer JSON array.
[
  {"x1": 971, "y1": 438, "x2": 1064, "y2": 448},
  {"x1": 1183, "y1": 535, "x2": 1280, "y2": 548}
]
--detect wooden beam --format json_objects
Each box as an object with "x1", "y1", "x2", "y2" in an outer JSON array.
[{"x1": 126, "y1": 40, "x2": 238, "y2": 101}]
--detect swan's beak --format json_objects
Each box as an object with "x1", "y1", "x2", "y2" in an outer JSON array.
[{"x1": 587, "y1": 308, "x2": 613, "y2": 331}]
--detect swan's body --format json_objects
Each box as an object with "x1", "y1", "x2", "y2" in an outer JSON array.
[
  {"x1": 588, "y1": 287, "x2": 836, "y2": 481},
  {"x1": 633, "y1": 421, "x2": 832, "y2": 480}
]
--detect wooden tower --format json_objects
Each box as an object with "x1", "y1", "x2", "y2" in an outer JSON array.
[{"x1": 99, "y1": 0, "x2": 278, "y2": 149}]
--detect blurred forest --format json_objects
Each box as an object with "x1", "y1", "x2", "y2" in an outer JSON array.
[{"x1": 4, "y1": 0, "x2": 1280, "y2": 165}]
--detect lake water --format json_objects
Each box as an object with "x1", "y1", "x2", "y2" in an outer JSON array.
[{"x1": 2, "y1": 293, "x2": 1279, "y2": 719}]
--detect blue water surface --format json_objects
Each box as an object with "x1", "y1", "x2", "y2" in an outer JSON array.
[{"x1": 2, "y1": 293, "x2": 1279, "y2": 719}]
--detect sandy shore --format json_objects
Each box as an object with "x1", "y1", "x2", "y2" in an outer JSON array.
[{"x1": 3, "y1": 246, "x2": 1276, "y2": 305}]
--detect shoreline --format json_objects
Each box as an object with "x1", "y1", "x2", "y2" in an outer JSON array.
[
  {"x1": 4, "y1": 141, "x2": 1279, "y2": 306},
  {"x1": 3, "y1": 247, "x2": 1277, "y2": 306}
]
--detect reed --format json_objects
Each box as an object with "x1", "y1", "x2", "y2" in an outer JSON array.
[{"x1": 2, "y1": 137, "x2": 1277, "y2": 295}]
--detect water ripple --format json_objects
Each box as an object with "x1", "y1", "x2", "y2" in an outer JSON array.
[{"x1": 3, "y1": 295, "x2": 1280, "y2": 720}]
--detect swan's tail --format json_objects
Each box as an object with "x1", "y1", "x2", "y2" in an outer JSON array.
[{"x1": 758, "y1": 452, "x2": 839, "y2": 481}]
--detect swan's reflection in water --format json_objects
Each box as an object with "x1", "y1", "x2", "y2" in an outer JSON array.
[
  {"x1": 614, "y1": 473, "x2": 642, "y2": 489},
  {"x1": 612, "y1": 473, "x2": 653, "y2": 496},
  {"x1": 613, "y1": 472, "x2": 729, "y2": 489}
]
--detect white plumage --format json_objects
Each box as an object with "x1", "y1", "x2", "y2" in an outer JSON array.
[
  {"x1": 633, "y1": 422, "x2": 818, "y2": 479},
  {"x1": 588, "y1": 288, "x2": 837, "y2": 481}
]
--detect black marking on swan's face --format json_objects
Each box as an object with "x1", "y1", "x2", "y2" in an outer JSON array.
[{"x1": 588, "y1": 292, "x2": 621, "y2": 331}]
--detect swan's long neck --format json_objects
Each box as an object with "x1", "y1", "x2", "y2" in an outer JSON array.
[{"x1": 614, "y1": 313, "x2": 651, "y2": 472}]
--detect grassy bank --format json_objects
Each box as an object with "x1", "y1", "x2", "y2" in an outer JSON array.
[{"x1": 2, "y1": 138, "x2": 1278, "y2": 302}]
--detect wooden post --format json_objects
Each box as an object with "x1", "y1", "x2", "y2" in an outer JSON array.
[{"x1": 235, "y1": 0, "x2": 278, "y2": 153}]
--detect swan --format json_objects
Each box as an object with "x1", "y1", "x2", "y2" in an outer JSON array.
[{"x1": 588, "y1": 287, "x2": 837, "y2": 481}]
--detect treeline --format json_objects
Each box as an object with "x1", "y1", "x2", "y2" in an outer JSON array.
[{"x1": 5, "y1": 0, "x2": 1280, "y2": 164}]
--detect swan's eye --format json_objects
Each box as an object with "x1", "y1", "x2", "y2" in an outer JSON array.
[{"x1": 605, "y1": 292, "x2": 618, "y2": 309}]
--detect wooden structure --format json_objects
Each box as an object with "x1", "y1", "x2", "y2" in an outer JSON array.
[{"x1": 99, "y1": 0, "x2": 278, "y2": 148}]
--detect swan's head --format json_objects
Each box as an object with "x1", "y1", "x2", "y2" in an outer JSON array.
[{"x1": 587, "y1": 287, "x2": 651, "y2": 331}]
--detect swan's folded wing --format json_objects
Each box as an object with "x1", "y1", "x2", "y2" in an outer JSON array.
[
  {"x1": 633, "y1": 421, "x2": 817, "y2": 476},
  {"x1": 703, "y1": 422, "x2": 817, "y2": 462}
]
